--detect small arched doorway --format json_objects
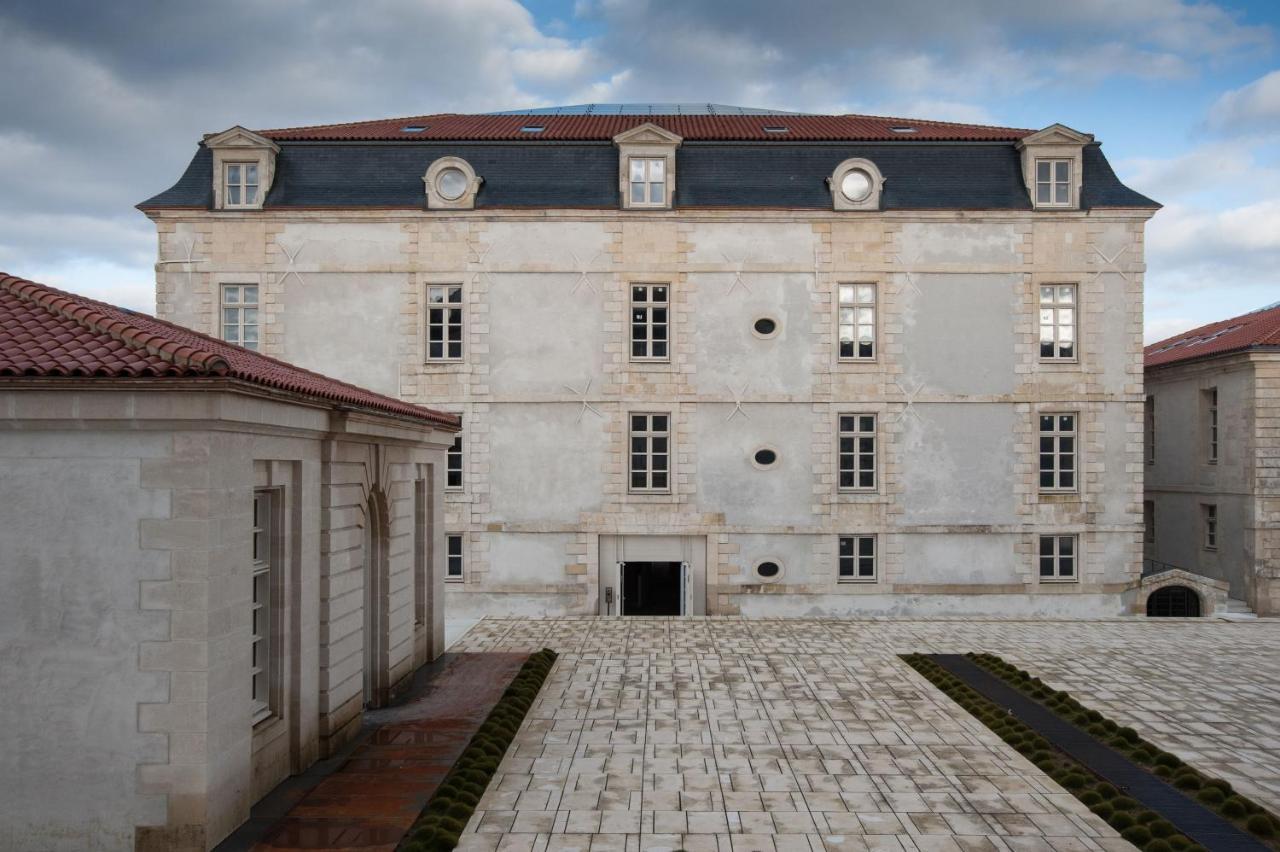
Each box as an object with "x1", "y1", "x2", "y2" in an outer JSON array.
[
  {"x1": 363, "y1": 489, "x2": 391, "y2": 707},
  {"x1": 1146, "y1": 585, "x2": 1201, "y2": 618}
]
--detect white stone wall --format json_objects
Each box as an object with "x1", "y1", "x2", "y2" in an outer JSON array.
[
  {"x1": 149, "y1": 208, "x2": 1150, "y2": 619},
  {"x1": 0, "y1": 388, "x2": 451, "y2": 850}
]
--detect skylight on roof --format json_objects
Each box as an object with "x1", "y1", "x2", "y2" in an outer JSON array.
[
  {"x1": 402, "y1": 125, "x2": 427, "y2": 132},
  {"x1": 890, "y1": 126, "x2": 918, "y2": 133},
  {"x1": 763, "y1": 126, "x2": 789, "y2": 133},
  {"x1": 520, "y1": 125, "x2": 545, "y2": 133}
]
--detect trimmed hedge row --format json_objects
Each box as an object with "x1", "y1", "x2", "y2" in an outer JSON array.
[
  {"x1": 966, "y1": 652, "x2": 1280, "y2": 849},
  {"x1": 398, "y1": 648, "x2": 559, "y2": 852},
  {"x1": 902, "y1": 654, "x2": 1210, "y2": 852}
]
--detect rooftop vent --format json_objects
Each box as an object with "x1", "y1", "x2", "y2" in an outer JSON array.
[
  {"x1": 402, "y1": 125, "x2": 428, "y2": 132},
  {"x1": 890, "y1": 126, "x2": 918, "y2": 134},
  {"x1": 763, "y1": 126, "x2": 789, "y2": 133},
  {"x1": 520, "y1": 125, "x2": 545, "y2": 133}
]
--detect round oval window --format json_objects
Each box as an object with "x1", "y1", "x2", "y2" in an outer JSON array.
[
  {"x1": 753, "y1": 317, "x2": 777, "y2": 336},
  {"x1": 840, "y1": 168, "x2": 872, "y2": 202},
  {"x1": 755, "y1": 561, "x2": 781, "y2": 579},
  {"x1": 754, "y1": 448, "x2": 777, "y2": 467},
  {"x1": 436, "y1": 167, "x2": 469, "y2": 200}
]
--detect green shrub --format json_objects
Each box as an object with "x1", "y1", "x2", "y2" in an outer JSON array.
[
  {"x1": 1205, "y1": 778, "x2": 1233, "y2": 796},
  {"x1": 1148, "y1": 819, "x2": 1176, "y2": 838},
  {"x1": 1062, "y1": 773, "x2": 1088, "y2": 790},
  {"x1": 1092, "y1": 803, "x2": 1114, "y2": 821},
  {"x1": 1110, "y1": 812, "x2": 1135, "y2": 831},
  {"x1": 1118, "y1": 727, "x2": 1140, "y2": 743},
  {"x1": 1145, "y1": 840, "x2": 1173, "y2": 852},
  {"x1": 1168, "y1": 837, "x2": 1189, "y2": 851},
  {"x1": 1154, "y1": 765, "x2": 1172, "y2": 778},
  {"x1": 1155, "y1": 753, "x2": 1181, "y2": 769},
  {"x1": 1194, "y1": 787, "x2": 1223, "y2": 805},
  {"x1": 1121, "y1": 825, "x2": 1152, "y2": 845},
  {"x1": 1080, "y1": 791, "x2": 1102, "y2": 806},
  {"x1": 1095, "y1": 783, "x2": 1118, "y2": 799},
  {"x1": 1221, "y1": 797, "x2": 1248, "y2": 819},
  {"x1": 1174, "y1": 774, "x2": 1202, "y2": 791},
  {"x1": 1246, "y1": 814, "x2": 1276, "y2": 836},
  {"x1": 1113, "y1": 796, "x2": 1139, "y2": 811},
  {"x1": 1136, "y1": 811, "x2": 1159, "y2": 825}
]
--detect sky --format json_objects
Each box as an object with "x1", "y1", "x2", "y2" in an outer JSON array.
[{"x1": 1, "y1": 0, "x2": 1277, "y2": 343}]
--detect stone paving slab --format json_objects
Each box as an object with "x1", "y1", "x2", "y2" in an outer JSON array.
[{"x1": 450, "y1": 617, "x2": 1280, "y2": 850}]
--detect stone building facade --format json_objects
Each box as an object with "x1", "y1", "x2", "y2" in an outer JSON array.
[
  {"x1": 140, "y1": 104, "x2": 1158, "y2": 620},
  {"x1": 0, "y1": 274, "x2": 458, "y2": 850},
  {"x1": 1143, "y1": 303, "x2": 1280, "y2": 615}
]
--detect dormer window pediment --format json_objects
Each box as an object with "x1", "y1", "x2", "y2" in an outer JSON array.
[
  {"x1": 614, "y1": 122, "x2": 682, "y2": 210},
  {"x1": 204, "y1": 126, "x2": 280, "y2": 211}
]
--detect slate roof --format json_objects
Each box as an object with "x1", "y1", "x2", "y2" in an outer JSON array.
[
  {"x1": 1145, "y1": 302, "x2": 1280, "y2": 369},
  {"x1": 258, "y1": 112, "x2": 1034, "y2": 142},
  {"x1": 0, "y1": 273, "x2": 460, "y2": 429}
]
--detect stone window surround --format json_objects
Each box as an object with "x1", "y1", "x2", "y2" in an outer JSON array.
[
  {"x1": 446, "y1": 432, "x2": 464, "y2": 491},
  {"x1": 1038, "y1": 281, "x2": 1078, "y2": 362},
  {"x1": 1038, "y1": 411, "x2": 1078, "y2": 494},
  {"x1": 204, "y1": 126, "x2": 279, "y2": 211},
  {"x1": 211, "y1": 271, "x2": 263, "y2": 346},
  {"x1": 251, "y1": 486, "x2": 281, "y2": 724},
  {"x1": 628, "y1": 410, "x2": 672, "y2": 494},
  {"x1": 221, "y1": 282, "x2": 261, "y2": 351},
  {"x1": 630, "y1": 282, "x2": 671, "y2": 361},
  {"x1": 1034, "y1": 159, "x2": 1074, "y2": 208},
  {"x1": 423, "y1": 156, "x2": 483, "y2": 210},
  {"x1": 836, "y1": 280, "x2": 878, "y2": 361},
  {"x1": 613, "y1": 123, "x2": 683, "y2": 211},
  {"x1": 1204, "y1": 386, "x2": 1219, "y2": 464},
  {"x1": 828, "y1": 158, "x2": 885, "y2": 212},
  {"x1": 446, "y1": 532, "x2": 465, "y2": 581},
  {"x1": 751, "y1": 557, "x2": 785, "y2": 583},
  {"x1": 1202, "y1": 503, "x2": 1218, "y2": 551},
  {"x1": 424, "y1": 281, "x2": 465, "y2": 362},
  {"x1": 223, "y1": 161, "x2": 261, "y2": 208},
  {"x1": 1015, "y1": 124, "x2": 1092, "y2": 211}
]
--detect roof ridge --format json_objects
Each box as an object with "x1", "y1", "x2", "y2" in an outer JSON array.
[
  {"x1": 840, "y1": 111, "x2": 1033, "y2": 133},
  {"x1": 257, "y1": 112, "x2": 455, "y2": 135},
  {"x1": 0, "y1": 274, "x2": 229, "y2": 374}
]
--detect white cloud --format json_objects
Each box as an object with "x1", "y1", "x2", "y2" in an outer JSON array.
[
  {"x1": 1209, "y1": 70, "x2": 1280, "y2": 133},
  {"x1": 1145, "y1": 316, "x2": 1198, "y2": 344}
]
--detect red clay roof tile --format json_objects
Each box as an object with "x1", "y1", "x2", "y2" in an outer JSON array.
[
  {"x1": 1145, "y1": 302, "x2": 1280, "y2": 369},
  {"x1": 260, "y1": 113, "x2": 1034, "y2": 143},
  {"x1": 0, "y1": 274, "x2": 459, "y2": 429}
]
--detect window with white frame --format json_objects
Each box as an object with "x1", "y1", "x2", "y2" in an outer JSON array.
[
  {"x1": 838, "y1": 535, "x2": 876, "y2": 582},
  {"x1": 1145, "y1": 396, "x2": 1155, "y2": 465},
  {"x1": 628, "y1": 157, "x2": 666, "y2": 206},
  {"x1": 251, "y1": 489, "x2": 278, "y2": 722},
  {"x1": 1038, "y1": 413, "x2": 1077, "y2": 492},
  {"x1": 629, "y1": 413, "x2": 670, "y2": 493},
  {"x1": 1038, "y1": 534, "x2": 1077, "y2": 581},
  {"x1": 224, "y1": 162, "x2": 260, "y2": 207},
  {"x1": 838, "y1": 283, "x2": 876, "y2": 360},
  {"x1": 630, "y1": 284, "x2": 669, "y2": 360},
  {"x1": 426, "y1": 285, "x2": 464, "y2": 360},
  {"x1": 1039, "y1": 284, "x2": 1076, "y2": 360},
  {"x1": 221, "y1": 284, "x2": 259, "y2": 350},
  {"x1": 1035, "y1": 159, "x2": 1071, "y2": 206},
  {"x1": 446, "y1": 533, "x2": 464, "y2": 581},
  {"x1": 1205, "y1": 388, "x2": 1219, "y2": 463},
  {"x1": 1202, "y1": 504, "x2": 1217, "y2": 550},
  {"x1": 446, "y1": 434, "x2": 463, "y2": 490},
  {"x1": 838, "y1": 414, "x2": 877, "y2": 491}
]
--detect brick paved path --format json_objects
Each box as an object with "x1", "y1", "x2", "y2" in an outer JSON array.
[
  {"x1": 448, "y1": 617, "x2": 1280, "y2": 852},
  {"x1": 250, "y1": 652, "x2": 527, "y2": 852}
]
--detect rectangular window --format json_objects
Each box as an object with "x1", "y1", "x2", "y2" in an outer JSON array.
[
  {"x1": 1038, "y1": 534, "x2": 1078, "y2": 581},
  {"x1": 630, "y1": 284, "x2": 670, "y2": 361},
  {"x1": 251, "y1": 489, "x2": 277, "y2": 722},
  {"x1": 629, "y1": 157, "x2": 666, "y2": 206},
  {"x1": 446, "y1": 533, "x2": 464, "y2": 581},
  {"x1": 414, "y1": 478, "x2": 429, "y2": 625},
  {"x1": 629, "y1": 412, "x2": 670, "y2": 493},
  {"x1": 1202, "y1": 504, "x2": 1217, "y2": 550},
  {"x1": 221, "y1": 284, "x2": 259, "y2": 351},
  {"x1": 1145, "y1": 396, "x2": 1155, "y2": 466},
  {"x1": 1039, "y1": 284, "x2": 1076, "y2": 360},
  {"x1": 1205, "y1": 388, "x2": 1218, "y2": 464},
  {"x1": 838, "y1": 283, "x2": 876, "y2": 360},
  {"x1": 225, "y1": 162, "x2": 259, "y2": 207},
  {"x1": 1035, "y1": 159, "x2": 1071, "y2": 206},
  {"x1": 838, "y1": 414, "x2": 877, "y2": 491},
  {"x1": 838, "y1": 535, "x2": 877, "y2": 582},
  {"x1": 426, "y1": 285, "x2": 464, "y2": 360},
  {"x1": 1143, "y1": 500, "x2": 1155, "y2": 545},
  {"x1": 1039, "y1": 413, "x2": 1077, "y2": 492},
  {"x1": 446, "y1": 434, "x2": 463, "y2": 490}
]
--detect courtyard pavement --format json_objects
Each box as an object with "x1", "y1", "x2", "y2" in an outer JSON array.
[{"x1": 449, "y1": 617, "x2": 1280, "y2": 852}]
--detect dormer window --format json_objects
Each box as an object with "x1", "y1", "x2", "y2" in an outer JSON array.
[
  {"x1": 629, "y1": 158, "x2": 666, "y2": 206},
  {"x1": 829, "y1": 158, "x2": 884, "y2": 211},
  {"x1": 224, "y1": 163, "x2": 259, "y2": 207},
  {"x1": 1036, "y1": 160, "x2": 1072, "y2": 207}
]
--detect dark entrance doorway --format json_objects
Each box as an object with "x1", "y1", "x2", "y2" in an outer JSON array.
[
  {"x1": 621, "y1": 561, "x2": 683, "y2": 616},
  {"x1": 1146, "y1": 585, "x2": 1201, "y2": 617}
]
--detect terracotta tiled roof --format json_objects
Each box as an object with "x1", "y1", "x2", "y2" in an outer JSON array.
[
  {"x1": 260, "y1": 113, "x2": 1034, "y2": 143},
  {"x1": 1145, "y1": 302, "x2": 1280, "y2": 369},
  {"x1": 0, "y1": 274, "x2": 459, "y2": 428}
]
